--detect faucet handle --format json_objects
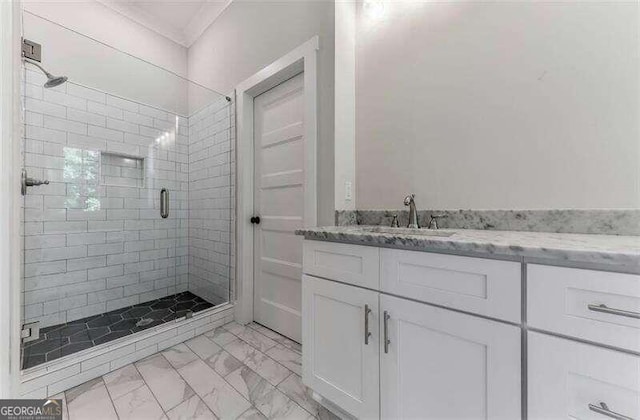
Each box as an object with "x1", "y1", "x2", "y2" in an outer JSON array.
[
  {"x1": 428, "y1": 214, "x2": 448, "y2": 230},
  {"x1": 390, "y1": 214, "x2": 399, "y2": 228},
  {"x1": 403, "y1": 194, "x2": 415, "y2": 206}
]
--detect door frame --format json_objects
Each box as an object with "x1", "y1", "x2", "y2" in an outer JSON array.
[
  {"x1": 235, "y1": 36, "x2": 319, "y2": 326},
  {"x1": 0, "y1": 0, "x2": 23, "y2": 397}
]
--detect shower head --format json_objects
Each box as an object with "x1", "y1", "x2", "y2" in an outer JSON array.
[
  {"x1": 23, "y1": 59, "x2": 68, "y2": 89},
  {"x1": 44, "y1": 74, "x2": 68, "y2": 89}
]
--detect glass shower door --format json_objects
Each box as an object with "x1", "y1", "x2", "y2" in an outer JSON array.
[
  {"x1": 19, "y1": 9, "x2": 232, "y2": 371},
  {"x1": 20, "y1": 77, "x2": 182, "y2": 369}
]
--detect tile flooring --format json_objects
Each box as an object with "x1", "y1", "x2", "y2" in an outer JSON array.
[
  {"x1": 23, "y1": 292, "x2": 220, "y2": 370},
  {"x1": 51, "y1": 321, "x2": 340, "y2": 420}
]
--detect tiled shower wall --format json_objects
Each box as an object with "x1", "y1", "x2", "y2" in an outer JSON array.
[
  {"x1": 20, "y1": 67, "x2": 228, "y2": 328},
  {"x1": 187, "y1": 99, "x2": 234, "y2": 304}
]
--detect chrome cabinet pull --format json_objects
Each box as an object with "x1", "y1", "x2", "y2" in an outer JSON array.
[
  {"x1": 364, "y1": 304, "x2": 372, "y2": 345},
  {"x1": 160, "y1": 188, "x2": 169, "y2": 218},
  {"x1": 588, "y1": 402, "x2": 635, "y2": 420},
  {"x1": 588, "y1": 304, "x2": 640, "y2": 320},
  {"x1": 383, "y1": 311, "x2": 390, "y2": 354}
]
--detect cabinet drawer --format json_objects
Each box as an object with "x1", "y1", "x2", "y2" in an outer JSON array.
[
  {"x1": 381, "y1": 249, "x2": 521, "y2": 322},
  {"x1": 529, "y1": 332, "x2": 640, "y2": 420},
  {"x1": 528, "y1": 264, "x2": 640, "y2": 352},
  {"x1": 303, "y1": 240, "x2": 380, "y2": 289}
]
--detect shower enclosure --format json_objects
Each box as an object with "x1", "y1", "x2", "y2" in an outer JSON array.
[{"x1": 20, "y1": 11, "x2": 234, "y2": 370}]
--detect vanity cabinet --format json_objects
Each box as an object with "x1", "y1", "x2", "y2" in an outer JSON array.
[
  {"x1": 380, "y1": 294, "x2": 521, "y2": 419},
  {"x1": 301, "y1": 239, "x2": 638, "y2": 420},
  {"x1": 301, "y1": 240, "x2": 522, "y2": 420}
]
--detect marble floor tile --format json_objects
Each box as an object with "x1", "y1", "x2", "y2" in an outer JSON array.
[
  {"x1": 266, "y1": 345, "x2": 302, "y2": 376},
  {"x1": 166, "y1": 395, "x2": 217, "y2": 420},
  {"x1": 225, "y1": 366, "x2": 274, "y2": 404},
  {"x1": 243, "y1": 348, "x2": 292, "y2": 386},
  {"x1": 112, "y1": 384, "x2": 165, "y2": 420},
  {"x1": 206, "y1": 327, "x2": 238, "y2": 347},
  {"x1": 224, "y1": 339, "x2": 291, "y2": 386},
  {"x1": 162, "y1": 343, "x2": 200, "y2": 370},
  {"x1": 58, "y1": 318, "x2": 338, "y2": 420},
  {"x1": 204, "y1": 349, "x2": 244, "y2": 377},
  {"x1": 237, "y1": 407, "x2": 268, "y2": 420},
  {"x1": 185, "y1": 335, "x2": 222, "y2": 360},
  {"x1": 103, "y1": 364, "x2": 145, "y2": 400},
  {"x1": 65, "y1": 378, "x2": 118, "y2": 420},
  {"x1": 253, "y1": 387, "x2": 313, "y2": 420},
  {"x1": 135, "y1": 354, "x2": 195, "y2": 412},
  {"x1": 177, "y1": 359, "x2": 229, "y2": 397},
  {"x1": 50, "y1": 392, "x2": 69, "y2": 420},
  {"x1": 223, "y1": 339, "x2": 259, "y2": 362},
  {"x1": 277, "y1": 373, "x2": 324, "y2": 418},
  {"x1": 234, "y1": 328, "x2": 278, "y2": 353},
  {"x1": 247, "y1": 323, "x2": 302, "y2": 354},
  {"x1": 222, "y1": 321, "x2": 247, "y2": 336}
]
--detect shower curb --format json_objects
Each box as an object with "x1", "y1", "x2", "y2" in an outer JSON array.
[{"x1": 20, "y1": 303, "x2": 235, "y2": 398}]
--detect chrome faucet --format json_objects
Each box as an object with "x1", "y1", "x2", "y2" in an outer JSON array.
[{"x1": 403, "y1": 194, "x2": 419, "y2": 228}]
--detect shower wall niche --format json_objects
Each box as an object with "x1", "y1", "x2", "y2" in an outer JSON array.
[{"x1": 20, "y1": 12, "x2": 234, "y2": 370}]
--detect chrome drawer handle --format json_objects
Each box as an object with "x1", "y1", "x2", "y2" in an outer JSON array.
[
  {"x1": 588, "y1": 304, "x2": 640, "y2": 320},
  {"x1": 383, "y1": 311, "x2": 390, "y2": 354},
  {"x1": 588, "y1": 402, "x2": 635, "y2": 420},
  {"x1": 364, "y1": 304, "x2": 372, "y2": 345}
]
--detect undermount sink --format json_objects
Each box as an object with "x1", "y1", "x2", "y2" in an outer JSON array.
[{"x1": 358, "y1": 226, "x2": 456, "y2": 237}]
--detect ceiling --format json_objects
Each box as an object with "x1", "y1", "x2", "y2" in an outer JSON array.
[{"x1": 97, "y1": 0, "x2": 233, "y2": 47}]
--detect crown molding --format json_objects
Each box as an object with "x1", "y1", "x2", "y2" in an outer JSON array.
[
  {"x1": 183, "y1": 0, "x2": 233, "y2": 46},
  {"x1": 96, "y1": 0, "x2": 232, "y2": 47}
]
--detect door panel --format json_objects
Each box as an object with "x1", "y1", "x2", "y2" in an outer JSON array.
[
  {"x1": 380, "y1": 294, "x2": 521, "y2": 419},
  {"x1": 302, "y1": 275, "x2": 380, "y2": 419},
  {"x1": 253, "y1": 73, "x2": 305, "y2": 342}
]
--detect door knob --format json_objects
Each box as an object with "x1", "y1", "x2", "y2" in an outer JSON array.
[{"x1": 250, "y1": 216, "x2": 261, "y2": 224}]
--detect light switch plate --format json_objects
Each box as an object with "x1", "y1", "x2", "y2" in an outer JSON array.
[{"x1": 345, "y1": 181, "x2": 352, "y2": 200}]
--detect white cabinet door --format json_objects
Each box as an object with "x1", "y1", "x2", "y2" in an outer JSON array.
[
  {"x1": 302, "y1": 275, "x2": 380, "y2": 419},
  {"x1": 529, "y1": 332, "x2": 640, "y2": 420},
  {"x1": 380, "y1": 294, "x2": 521, "y2": 420}
]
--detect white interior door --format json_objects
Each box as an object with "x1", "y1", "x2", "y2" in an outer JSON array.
[{"x1": 253, "y1": 73, "x2": 305, "y2": 342}]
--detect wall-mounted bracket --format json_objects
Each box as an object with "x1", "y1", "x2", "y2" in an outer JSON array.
[{"x1": 22, "y1": 38, "x2": 42, "y2": 62}]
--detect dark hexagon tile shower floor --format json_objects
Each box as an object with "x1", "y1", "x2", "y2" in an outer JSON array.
[{"x1": 22, "y1": 291, "x2": 221, "y2": 370}]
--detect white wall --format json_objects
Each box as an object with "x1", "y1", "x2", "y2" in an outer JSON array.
[
  {"x1": 334, "y1": 0, "x2": 356, "y2": 211},
  {"x1": 187, "y1": 0, "x2": 336, "y2": 225},
  {"x1": 21, "y1": 3, "x2": 221, "y2": 116},
  {"x1": 22, "y1": 1, "x2": 188, "y2": 77},
  {"x1": 356, "y1": 1, "x2": 640, "y2": 210}
]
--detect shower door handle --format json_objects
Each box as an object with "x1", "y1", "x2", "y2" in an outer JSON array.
[{"x1": 160, "y1": 188, "x2": 169, "y2": 218}]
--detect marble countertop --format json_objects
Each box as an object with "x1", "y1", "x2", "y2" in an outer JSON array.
[{"x1": 295, "y1": 226, "x2": 640, "y2": 268}]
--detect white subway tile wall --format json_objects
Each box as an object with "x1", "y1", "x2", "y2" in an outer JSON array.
[
  {"x1": 187, "y1": 100, "x2": 234, "y2": 305},
  {"x1": 21, "y1": 68, "x2": 233, "y2": 329}
]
